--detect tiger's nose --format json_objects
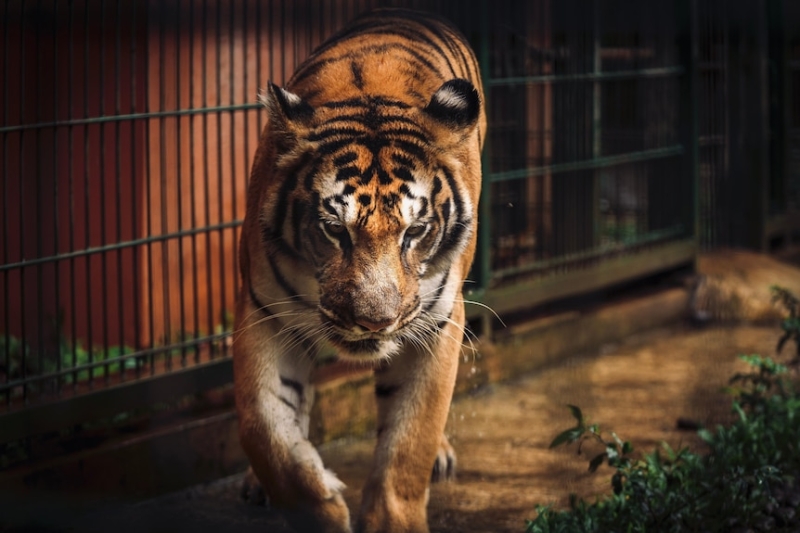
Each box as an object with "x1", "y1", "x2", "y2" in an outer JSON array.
[{"x1": 355, "y1": 316, "x2": 396, "y2": 333}]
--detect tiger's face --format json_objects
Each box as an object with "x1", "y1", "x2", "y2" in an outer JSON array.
[{"x1": 260, "y1": 82, "x2": 480, "y2": 361}]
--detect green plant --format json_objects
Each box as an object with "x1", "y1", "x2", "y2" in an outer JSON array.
[
  {"x1": 773, "y1": 285, "x2": 800, "y2": 360},
  {"x1": 527, "y1": 289, "x2": 800, "y2": 533}
]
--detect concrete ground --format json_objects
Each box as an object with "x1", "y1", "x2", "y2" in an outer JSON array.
[{"x1": 6, "y1": 322, "x2": 781, "y2": 533}]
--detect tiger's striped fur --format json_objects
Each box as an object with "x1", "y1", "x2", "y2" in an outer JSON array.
[{"x1": 233, "y1": 8, "x2": 485, "y2": 532}]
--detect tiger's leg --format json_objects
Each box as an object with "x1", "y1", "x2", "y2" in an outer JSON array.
[
  {"x1": 234, "y1": 290, "x2": 352, "y2": 533},
  {"x1": 357, "y1": 301, "x2": 465, "y2": 533}
]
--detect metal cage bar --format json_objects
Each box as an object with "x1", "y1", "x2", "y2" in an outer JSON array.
[{"x1": 0, "y1": 0, "x2": 707, "y2": 447}]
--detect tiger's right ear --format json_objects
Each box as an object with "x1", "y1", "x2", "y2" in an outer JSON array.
[
  {"x1": 424, "y1": 79, "x2": 481, "y2": 131},
  {"x1": 259, "y1": 82, "x2": 314, "y2": 128}
]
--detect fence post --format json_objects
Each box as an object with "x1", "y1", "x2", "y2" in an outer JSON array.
[
  {"x1": 727, "y1": 0, "x2": 771, "y2": 250},
  {"x1": 767, "y1": 0, "x2": 789, "y2": 245},
  {"x1": 678, "y1": 0, "x2": 700, "y2": 259}
]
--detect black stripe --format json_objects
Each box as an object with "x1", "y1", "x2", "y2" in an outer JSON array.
[
  {"x1": 442, "y1": 167, "x2": 465, "y2": 215},
  {"x1": 261, "y1": 221, "x2": 302, "y2": 263},
  {"x1": 280, "y1": 376, "x2": 304, "y2": 397},
  {"x1": 307, "y1": 127, "x2": 366, "y2": 143},
  {"x1": 249, "y1": 286, "x2": 274, "y2": 317},
  {"x1": 291, "y1": 198, "x2": 306, "y2": 253},
  {"x1": 267, "y1": 252, "x2": 303, "y2": 301},
  {"x1": 319, "y1": 114, "x2": 386, "y2": 129},
  {"x1": 322, "y1": 197, "x2": 339, "y2": 216},
  {"x1": 441, "y1": 200, "x2": 451, "y2": 227},
  {"x1": 350, "y1": 60, "x2": 365, "y2": 90},
  {"x1": 418, "y1": 197, "x2": 429, "y2": 218},
  {"x1": 271, "y1": 155, "x2": 310, "y2": 250},
  {"x1": 381, "y1": 23, "x2": 457, "y2": 77},
  {"x1": 391, "y1": 139, "x2": 428, "y2": 163},
  {"x1": 423, "y1": 281, "x2": 447, "y2": 312},
  {"x1": 320, "y1": 97, "x2": 410, "y2": 110},
  {"x1": 391, "y1": 153, "x2": 415, "y2": 168},
  {"x1": 375, "y1": 384, "x2": 399, "y2": 398},
  {"x1": 336, "y1": 166, "x2": 361, "y2": 181},
  {"x1": 278, "y1": 395, "x2": 297, "y2": 410},
  {"x1": 398, "y1": 183, "x2": 415, "y2": 198},
  {"x1": 316, "y1": 138, "x2": 357, "y2": 157},
  {"x1": 429, "y1": 168, "x2": 472, "y2": 265},
  {"x1": 380, "y1": 127, "x2": 430, "y2": 144},
  {"x1": 431, "y1": 176, "x2": 443, "y2": 204},
  {"x1": 337, "y1": 23, "x2": 456, "y2": 79}
]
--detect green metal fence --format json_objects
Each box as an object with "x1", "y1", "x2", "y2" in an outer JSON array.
[
  {"x1": 469, "y1": 0, "x2": 696, "y2": 324},
  {"x1": 2, "y1": 0, "x2": 698, "y2": 449}
]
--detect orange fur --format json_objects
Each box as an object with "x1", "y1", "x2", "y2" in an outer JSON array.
[{"x1": 234, "y1": 8, "x2": 484, "y2": 532}]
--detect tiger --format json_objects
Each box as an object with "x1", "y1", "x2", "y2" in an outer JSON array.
[{"x1": 233, "y1": 8, "x2": 485, "y2": 533}]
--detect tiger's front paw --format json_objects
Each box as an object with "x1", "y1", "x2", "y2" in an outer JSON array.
[
  {"x1": 356, "y1": 494, "x2": 428, "y2": 533},
  {"x1": 283, "y1": 491, "x2": 352, "y2": 533},
  {"x1": 430, "y1": 434, "x2": 456, "y2": 483}
]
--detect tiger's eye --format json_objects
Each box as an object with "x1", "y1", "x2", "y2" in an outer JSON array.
[
  {"x1": 324, "y1": 220, "x2": 346, "y2": 235},
  {"x1": 405, "y1": 223, "x2": 427, "y2": 239}
]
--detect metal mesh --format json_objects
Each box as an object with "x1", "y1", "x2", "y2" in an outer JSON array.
[
  {"x1": 483, "y1": 0, "x2": 685, "y2": 279},
  {"x1": 1, "y1": 0, "x2": 693, "y2": 443}
]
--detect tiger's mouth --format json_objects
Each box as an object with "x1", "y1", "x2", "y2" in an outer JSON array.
[
  {"x1": 321, "y1": 315, "x2": 409, "y2": 360},
  {"x1": 328, "y1": 333, "x2": 382, "y2": 353}
]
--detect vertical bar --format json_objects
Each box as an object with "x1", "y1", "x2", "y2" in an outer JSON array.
[
  {"x1": 131, "y1": 0, "x2": 142, "y2": 378},
  {"x1": 227, "y1": 0, "x2": 237, "y2": 357},
  {"x1": 68, "y1": 0, "x2": 78, "y2": 391},
  {"x1": 767, "y1": 0, "x2": 788, "y2": 224},
  {"x1": 114, "y1": 0, "x2": 125, "y2": 381},
  {"x1": 2, "y1": 0, "x2": 10, "y2": 408},
  {"x1": 678, "y1": 0, "x2": 700, "y2": 261},
  {"x1": 52, "y1": 0, "x2": 62, "y2": 395},
  {"x1": 35, "y1": 0, "x2": 46, "y2": 403},
  {"x1": 477, "y1": 0, "x2": 492, "y2": 336},
  {"x1": 18, "y1": 51, "x2": 26, "y2": 404},
  {"x1": 215, "y1": 0, "x2": 225, "y2": 359},
  {"x1": 83, "y1": 0, "x2": 94, "y2": 388},
  {"x1": 202, "y1": 0, "x2": 215, "y2": 362},
  {"x1": 591, "y1": 0, "x2": 601, "y2": 246},
  {"x1": 99, "y1": 0, "x2": 110, "y2": 384},
  {"x1": 189, "y1": 0, "x2": 201, "y2": 365},
  {"x1": 145, "y1": 1, "x2": 156, "y2": 377},
  {"x1": 176, "y1": 0, "x2": 187, "y2": 367},
  {"x1": 159, "y1": 0, "x2": 172, "y2": 371}
]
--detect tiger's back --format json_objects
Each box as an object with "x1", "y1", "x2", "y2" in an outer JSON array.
[{"x1": 234, "y1": 9, "x2": 485, "y2": 533}]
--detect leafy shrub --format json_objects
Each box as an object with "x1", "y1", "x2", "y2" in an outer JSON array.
[{"x1": 527, "y1": 287, "x2": 800, "y2": 533}]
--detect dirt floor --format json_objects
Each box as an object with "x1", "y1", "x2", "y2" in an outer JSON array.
[
  {"x1": 320, "y1": 323, "x2": 781, "y2": 533},
  {"x1": 4, "y1": 322, "x2": 782, "y2": 533}
]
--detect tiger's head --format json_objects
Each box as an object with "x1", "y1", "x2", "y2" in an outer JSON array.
[{"x1": 256, "y1": 80, "x2": 482, "y2": 362}]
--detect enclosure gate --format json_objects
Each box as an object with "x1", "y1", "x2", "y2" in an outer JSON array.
[{"x1": 1, "y1": 1, "x2": 697, "y2": 449}]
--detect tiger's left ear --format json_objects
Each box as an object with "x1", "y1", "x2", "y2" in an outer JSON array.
[{"x1": 424, "y1": 79, "x2": 481, "y2": 131}]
